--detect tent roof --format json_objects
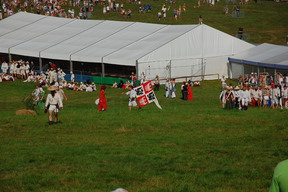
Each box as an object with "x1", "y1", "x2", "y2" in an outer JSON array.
[
  {"x1": 102, "y1": 25, "x2": 199, "y2": 65},
  {"x1": 0, "y1": 12, "x2": 253, "y2": 66},
  {"x1": 228, "y1": 43, "x2": 288, "y2": 69},
  {"x1": 0, "y1": 13, "x2": 72, "y2": 54},
  {"x1": 0, "y1": 12, "x2": 45, "y2": 37}
]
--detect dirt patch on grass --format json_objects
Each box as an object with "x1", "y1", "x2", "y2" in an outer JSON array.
[
  {"x1": 116, "y1": 126, "x2": 132, "y2": 133},
  {"x1": 161, "y1": 143, "x2": 177, "y2": 147},
  {"x1": 16, "y1": 109, "x2": 36, "y2": 115}
]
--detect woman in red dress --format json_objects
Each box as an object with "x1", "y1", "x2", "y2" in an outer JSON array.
[
  {"x1": 98, "y1": 85, "x2": 107, "y2": 111},
  {"x1": 187, "y1": 83, "x2": 194, "y2": 101}
]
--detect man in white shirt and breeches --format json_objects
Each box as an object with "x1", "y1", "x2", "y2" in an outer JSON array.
[
  {"x1": 45, "y1": 86, "x2": 63, "y2": 125},
  {"x1": 123, "y1": 85, "x2": 141, "y2": 111}
]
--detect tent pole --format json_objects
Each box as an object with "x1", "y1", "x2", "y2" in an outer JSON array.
[
  {"x1": 242, "y1": 64, "x2": 244, "y2": 77},
  {"x1": 169, "y1": 60, "x2": 172, "y2": 79},
  {"x1": 70, "y1": 60, "x2": 73, "y2": 72},
  {"x1": 201, "y1": 58, "x2": 204, "y2": 81},
  {"x1": 101, "y1": 59, "x2": 105, "y2": 77},
  {"x1": 257, "y1": 66, "x2": 259, "y2": 76},
  {"x1": 136, "y1": 60, "x2": 139, "y2": 80},
  {"x1": 39, "y1": 57, "x2": 43, "y2": 72},
  {"x1": 228, "y1": 61, "x2": 231, "y2": 79},
  {"x1": 201, "y1": 25, "x2": 204, "y2": 81},
  {"x1": 8, "y1": 54, "x2": 12, "y2": 63},
  {"x1": 8, "y1": 47, "x2": 12, "y2": 63}
]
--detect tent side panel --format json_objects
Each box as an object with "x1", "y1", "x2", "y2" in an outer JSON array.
[
  {"x1": 138, "y1": 25, "x2": 254, "y2": 80},
  {"x1": 138, "y1": 61, "x2": 171, "y2": 81},
  {"x1": 230, "y1": 62, "x2": 244, "y2": 79},
  {"x1": 204, "y1": 56, "x2": 229, "y2": 80},
  {"x1": 138, "y1": 26, "x2": 203, "y2": 63},
  {"x1": 202, "y1": 25, "x2": 255, "y2": 57},
  {"x1": 170, "y1": 59, "x2": 202, "y2": 81},
  {"x1": 139, "y1": 58, "x2": 205, "y2": 82}
]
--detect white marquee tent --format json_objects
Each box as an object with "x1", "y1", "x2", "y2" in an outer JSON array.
[
  {"x1": 228, "y1": 43, "x2": 288, "y2": 78},
  {"x1": 0, "y1": 12, "x2": 254, "y2": 80}
]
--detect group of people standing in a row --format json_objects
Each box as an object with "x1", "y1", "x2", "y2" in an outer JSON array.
[
  {"x1": 164, "y1": 79, "x2": 194, "y2": 101},
  {"x1": 220, "y1": 72, "x2": 288, "y2": 110},
  {"x1": 1, "y1": 60, "x2": 35, "y2": 79},
  {"x1": 0, "y1": 60, "x2": 67, "y2": 85}
]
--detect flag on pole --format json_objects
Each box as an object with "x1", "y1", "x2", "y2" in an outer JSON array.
[{"x1": 133, "y1": 81, "x2": 162, "y2": 109}]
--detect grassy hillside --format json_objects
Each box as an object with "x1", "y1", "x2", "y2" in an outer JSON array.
[
  {"x1": 84, "y1": 0, "x2": 288, "y2": 45},
  {"x1": 2, "y1": 0, "x2": 287, "y2": 44},
  {"x1": 0, "y1": 80, "x2": 287, "y2": 191}
]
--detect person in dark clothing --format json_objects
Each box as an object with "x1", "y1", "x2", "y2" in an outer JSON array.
[
  {"x1": 118, "y1": 80, "x2": 124, "y2": 88},
  {"x1": 181, "y1": 82, "x2": 188, "y2": 100}
]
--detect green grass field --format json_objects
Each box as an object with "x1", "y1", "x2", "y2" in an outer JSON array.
[{"x1": 1, "y1": 80, "x2": 288, "y2": 191}]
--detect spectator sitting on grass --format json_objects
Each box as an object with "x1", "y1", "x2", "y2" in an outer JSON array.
[
  {"x1": 139, "y1": 6, "x2": 143, "y2": 13},
  {"x1": 127, "y1": 9, "x2": 132, "y2": 18},
  {"x1": 112, "y1": 81, "x2": 117, "y2": 88},
  {"x1": 78, "y1": 82, "x2": 87, "y2": 91},
  {"x1": 120, "y1": 8, "x2": 126, "y2": 17},
  {"x1": 143, "y1": 4, "x2": 147, "y2": 12},
  {"x1": 2, "y1": 73, "x2": 14, "y2": 81}
]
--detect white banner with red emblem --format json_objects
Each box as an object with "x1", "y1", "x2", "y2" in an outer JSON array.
[{"x1": 133, "y1": 81, "x2": 162, "y2": 109}]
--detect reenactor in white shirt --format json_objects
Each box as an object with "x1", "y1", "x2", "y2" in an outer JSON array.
[
  {"x1": 45, "y1": 86, "x2": 63, "y2": 125},
  {"x1": 283, "y1": 86, "x2": 288, "y2": 109},
  {"x1": 271, "y1": 86, "x2": 280, "y2": 109},
  {"x1": 1, "y1": 61, "x2": 8, "y2": 74},
  {"x1": 25, "y1": 62, "x2": 30, "y2": 78},
  {"x1": 59, "y1": 69, "x2": 66, "y2": 81},
  {"x1": 232, "y1": 86, "x2": 240, "y2": 109},
  {"x1": 262, "y1": 86, "x2": 270, "y2": 108},
  {"x1": 20, "y1": 64, "x2": 26, "y2": 79},
  {"x1": 239, "y1": 86, "x2": 251, "y2": 110},
  {"x1": 257, "y1": 87, "x2": 263, "y2": 107},
  {"x1": 251, "y1": 86, "x2": 259, "y2": 107},
  {"x1": 122, "y1": 85, "x2": 141, "y2": 110},
  {"x1": 9, "y1": 62, "x2": 15, "y2": 76},
  {"x1": 70, "y1": 72, "x2": 75, "y2": 82},
  {"x1": 221, "y1": 75, "x2": 226, "y2": 89}
]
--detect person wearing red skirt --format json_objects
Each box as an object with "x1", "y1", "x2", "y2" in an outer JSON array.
[
  {"x1": 187, "y1": 83, "x2": 194, "y2": 101},
  {"x1": 98, "y1": 85, "x2": 107, "y2": 111}
]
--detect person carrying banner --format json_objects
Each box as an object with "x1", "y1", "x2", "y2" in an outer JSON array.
[
  {"x1": 133, "y1": 81, "x2": 162, "y2": 109},
  {"x1": 122, "y1": 85, "x2": 141, "y2": 110}
]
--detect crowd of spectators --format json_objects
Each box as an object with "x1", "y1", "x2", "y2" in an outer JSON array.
[
  {"x1": 0, "y1": 0, "x2": 224, "y2": 22},
  {"x1": 0, "y1": 60, "x2": 99, "y2": 92}
]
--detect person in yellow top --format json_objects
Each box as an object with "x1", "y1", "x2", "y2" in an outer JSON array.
[{"x1": 178, "y1": 5, "x2": 182, "y2": 18}]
